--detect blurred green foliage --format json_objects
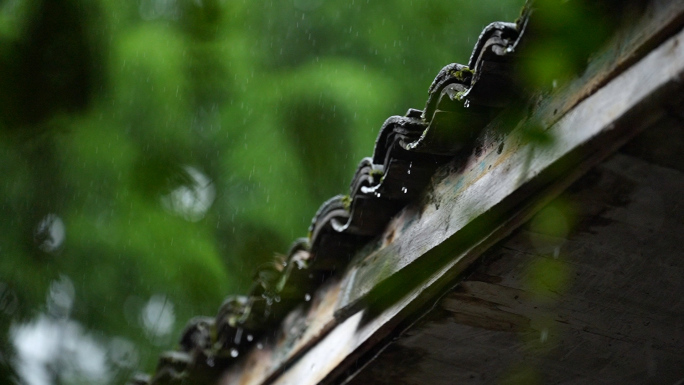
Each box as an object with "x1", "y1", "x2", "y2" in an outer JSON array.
[
  {"x1": 518, "y1": 0, "x2": 620, "y2": 89},
  {"x1": 0, "y1": 0, "x2": 525, "y2": 382}
]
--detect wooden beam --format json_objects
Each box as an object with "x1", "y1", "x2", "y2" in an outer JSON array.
[
  {"x1": 335, "y1": 23, "x2": 684, "y2": 316},
  {"x1": 532, "y1": 0, "x2": 684, "y2": 129},
  {"x1": 349, "y1": 150, "x2": 684, "y2": 384},
  {"x1": 218, "y1": 10, "x2": 684, "y2": 385}
]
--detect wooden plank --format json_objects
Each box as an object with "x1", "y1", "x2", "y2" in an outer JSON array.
[
  {"x1": 348, "y1": 153, "x2": 684, "y2": 385},
  {"x1": 335, "y1": 25, "x2": 684, "y2": 316},
  {"x1": 621, "y1": 113, "x2": 684, "y2": 174},
  {"x1": 535, "y1": 0, "x2": 684, "y2": 128},
  {"x1": 219, "y1": 25, "x2": 684, "y2": 385},
  {"x1": 218, "y1": 277, "x2": 344, "y2": 385},
  {"x1": 217, "y1": 6, "x2": 684, "y2": 385}
]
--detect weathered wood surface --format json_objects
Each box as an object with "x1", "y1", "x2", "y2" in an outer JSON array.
[
  {"x1": 335, "y1": 21, "x2": 684, "y2": 316},
  {"x1": 348, "y1": 150, "x2": 684, "y2": 384},
  {"x1": 535, "y1": 0, "x2": 684, "y2": 129},
  {"x1": 218, "y1": 8, "x2": 684, "y2": 385},
  {"x1": 218, "y1": 277, "x2": 345, "y2": 385}
]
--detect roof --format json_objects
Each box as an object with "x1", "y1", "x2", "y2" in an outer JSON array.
[
  {"x1": 350, "y1": 135, "x2": 684, "y2": 384},
  {"x1": 131, "y1": 0, "x2": 684, "y2": 383}
]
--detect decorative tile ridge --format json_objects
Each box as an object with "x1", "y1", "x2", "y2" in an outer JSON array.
[{"x1": 130, "y1": 7, "x2": 532, "y2": 385}]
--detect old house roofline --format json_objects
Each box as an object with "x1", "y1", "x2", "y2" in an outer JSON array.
[{"x1": 133, "y1": 1, "x2": 684, "y2": 384}]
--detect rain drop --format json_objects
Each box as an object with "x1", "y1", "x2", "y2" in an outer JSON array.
[
  {"x1": 304, "y1": 294, "x2": 311, "y2": 302},
  {"x1": 464, "y1": 100, "x2": 471, "y2": 108},
  {"x1": 246, "y1": 334, "x2": 253, "y2": 342},
  {"x1": 256, "y1": 343, "x2": 264, "y2": 350},
  {"x1": 230, "y1": 348, "x2": 239, "y2": 358}
]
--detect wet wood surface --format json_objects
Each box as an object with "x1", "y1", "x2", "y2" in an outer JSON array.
[
  {"x1": 349, "y1": 147, "x2": 684, "y2": 384},
  {"x1": 535, "y1": 0, "x2": 684, "y2": 129},
  {"x1": 335, "y1": 21, "x2": 684, "y2": 318},
  {"x1": 218, "y1": 5, "x2": 684, "y2": 385}
]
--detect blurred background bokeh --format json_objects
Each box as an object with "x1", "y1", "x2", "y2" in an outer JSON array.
[{"x1": 0, "y1": 0, "x2": 524, "y2": 383}]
